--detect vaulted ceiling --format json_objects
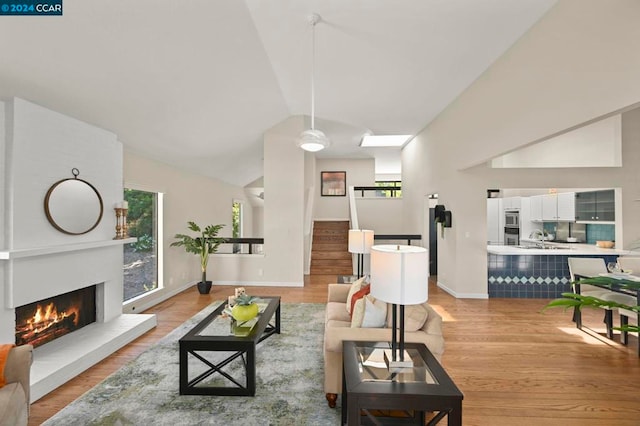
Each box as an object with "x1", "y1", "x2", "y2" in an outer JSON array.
[{"x1": 0, "y1": 0, "x2": 556, "y2": 186}]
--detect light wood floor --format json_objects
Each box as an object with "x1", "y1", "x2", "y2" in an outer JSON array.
[{"x1": 29, "y1": 276, "x2": 640, "y2": 425}]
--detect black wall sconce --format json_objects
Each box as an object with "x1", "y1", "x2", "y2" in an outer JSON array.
[{"x1": 434, "y1": 204, "x2": 452, "y2": 237}]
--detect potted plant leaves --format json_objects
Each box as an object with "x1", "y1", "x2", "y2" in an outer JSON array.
[{"x1": 171, "y1": 221, "x2": 226, "y2": 294}]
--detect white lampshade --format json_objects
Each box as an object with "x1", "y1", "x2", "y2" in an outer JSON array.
[
  {"x1": 348, "y1": 229, "x2": 374, "y2": 254},
  {"x1": 370, "y1": 245, "x2": 428, "y2": 305},
  {"x1": 298, "y1": 129, "x2": 330, "y2": 152}
]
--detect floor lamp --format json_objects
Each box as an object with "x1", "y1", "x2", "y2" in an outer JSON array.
[
  {"x1": 348, "y1": 229, "x2": 374, "y2": 278},
  {"x1": 370, "y1": 244, "x2": 428, "y2": 370}
]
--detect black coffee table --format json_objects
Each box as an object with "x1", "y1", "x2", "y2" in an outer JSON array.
[
  {"x1": 179, "y1": 296, "x2": 280, "y2": 396},
  {"x1": 342, "y1": 341, "x2": 463, "y2": 425}
]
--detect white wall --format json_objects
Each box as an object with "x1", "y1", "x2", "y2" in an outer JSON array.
[
  {"x1": 1, "y1": 98, "x2": 125, "y2": 341},
  {"x1": 0, "y1": 101, "x2": 5, "y2": 249},
  {"x1": 124, "y1": 150, "x2": 266, "y2": 310},
  {"x1": 491, "y1": 115, "x2": 622, "y2": 168},
  {"x1": 445, "y1": 0, "x2": 640, "y2": 172},
  {"x1": 356, "y1": 198, "x2": 404, "y2": 234},
  {"x1": 314, "y1": 158, "x2": 375, "y2": 220},
  {"x1": 10, "y1": 98, "x2": 121, "y2": 248},
  {"x1": 402, "y1": 0, "x2": 640, "y2": 298}
]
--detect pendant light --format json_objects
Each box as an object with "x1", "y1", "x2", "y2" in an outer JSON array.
[{"x1": 298, "y1": 13, "x2": 330, "y2": 152}]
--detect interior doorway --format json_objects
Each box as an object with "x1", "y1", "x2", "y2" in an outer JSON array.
[{"x1": 425, "y1": 194, "x2": 438, "y2": 275}]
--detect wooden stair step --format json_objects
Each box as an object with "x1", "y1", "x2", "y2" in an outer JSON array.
[
  {"x1": 313, "y1": 221, "x2": 350, "y2": 229},
  {"x1": 311, "y1": 251, "x2": 352, "y2": 260},
  {"x1": 312, "y1": 235, "x2": 348, "y2": 242},
  {"x1": 311, "y1": 259, "x2": 353, "y2": 268},
  {"x1": 312, "y1": 243, "x2": 348, "y2": 252},
  {"x1": 310, "y1": 267, "x2": 353, "y2": 275}
]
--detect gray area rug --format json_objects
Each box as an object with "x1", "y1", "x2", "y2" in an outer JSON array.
[{"x1": 43, "y1": 302, "x2": 341, "y2": 426}]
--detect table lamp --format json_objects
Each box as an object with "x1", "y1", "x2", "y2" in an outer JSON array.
[
  {"x1": 370, "y1": 244, "x2": 428, "y2": 370},
  {"x1": 348, "y1": 229, "x2": 374, "y2": 278}
]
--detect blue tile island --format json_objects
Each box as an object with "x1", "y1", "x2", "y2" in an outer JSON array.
[{"x1": 487, "y1": 244, "x2": 625, "y2": 298}]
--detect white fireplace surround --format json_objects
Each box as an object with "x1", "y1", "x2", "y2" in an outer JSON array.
[
  {"x1": 1, "y1": 235, "x2": 157, "y2": 402},
  {"x1": 1, "y1": 98, "x2": 157, "y2": 401}
]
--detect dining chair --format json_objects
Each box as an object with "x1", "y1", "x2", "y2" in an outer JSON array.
[
  {"x1": 618, "y1": 307, "x2": 638, "y2": 345},
  {"x1": 617, "y1": 256, "x2": 640, "y2": 274},
  {"x1": 567, "y1": 257, "x2": 615, "y2": 337},
  {"x1": 607, "y1": 256, "x2": 640, "y2": 345},
  {"x1": 567, "y1": 257, "x2": 612, "y2": 297}
]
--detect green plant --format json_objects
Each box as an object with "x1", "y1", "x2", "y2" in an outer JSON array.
[
  {"x1": 543, "y1": 277, "x2": 640, "y2": 334},
  {"x1": 234, "y1": 293, "x2": 259, "y2": 306},
  {"x1": 131, "y1": 234, "x2": 154, "y2": 252},
  {"x1": 170, "y1": 222, "x2": 226, "y2": 284}
]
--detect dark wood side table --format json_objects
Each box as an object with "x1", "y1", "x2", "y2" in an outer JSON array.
[{"x1": 342, "y1": 341, "x2": 463, "y2": 425}]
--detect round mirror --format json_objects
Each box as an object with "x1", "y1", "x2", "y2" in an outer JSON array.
[{"x1": 44, "y1": 171, "x2": 104, "y2": 235}]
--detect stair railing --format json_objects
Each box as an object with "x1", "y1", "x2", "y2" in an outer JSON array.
[
  {"x1": 348, "y1": 185, "x2": 358, "y2": 230},
  {"x1": 304, "y1": 186, "x2": 315, "y2": 274}
]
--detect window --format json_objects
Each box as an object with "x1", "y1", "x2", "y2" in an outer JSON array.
[
  {"x1": 232, "y1": 200, "x2": 243, "y2": 253},
  {"x1": 123, "y1": 188, "x2": 163, "y2": 302},
  {"x1": 374, "y1": 181, "x2": 402, "y2": 198}
]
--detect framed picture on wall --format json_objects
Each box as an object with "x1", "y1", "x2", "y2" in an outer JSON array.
[{"x1": 321, "y1": 171, "x2": 346, "y2": 196}]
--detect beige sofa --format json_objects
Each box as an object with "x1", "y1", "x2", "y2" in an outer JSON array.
[
  {"x1": 0, "y1": 344, "x2": 32, "y2": 426},
  {"x1": 323, "y1": 284, "x2": 444, "y2": 407}
]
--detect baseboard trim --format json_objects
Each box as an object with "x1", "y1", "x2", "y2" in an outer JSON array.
[
  {"x1": 437, "y1": 281, "x2": 488, "y2": 299},
  {"x1": 215, "y1": 281, "x2": 304, "y2": 287},
  {"x1": 124, "y1": 280, "x2": 196, "y2": 314}
]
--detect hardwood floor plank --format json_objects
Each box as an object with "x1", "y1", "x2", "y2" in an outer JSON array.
[{"x1": 28, "y1": 276, "x2": 640, "y2": 425}]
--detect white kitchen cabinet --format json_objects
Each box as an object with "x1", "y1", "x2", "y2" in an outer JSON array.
[
  {"x1": 487, "y1": 198, "x2": 504, "y2": 244},
  {"x1": 502, "y1": 196, "x2": 521, "y2": 210},
  {"x1": 530, "y1": 195, "x2": 543, "y2": 222},
  {"x1": 531, "y1": 193, "x2": 575, "y2": 221},
  {"x1": 542, "y1": 194, "x2": 557, "y2": 220},
  {"x1": 557, "y1": 192, "x2": 576, "y2": 221}
]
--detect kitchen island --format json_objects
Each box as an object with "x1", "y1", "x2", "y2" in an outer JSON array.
[{"x1": 487, "y1": 242, "x2": 630, "y2": 298}]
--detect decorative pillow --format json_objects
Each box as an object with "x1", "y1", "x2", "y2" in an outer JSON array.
[
  {"x1": 351, "y1": 295, "x2": 387, "y2": 328},
  {"x1": 385, "y1": 304, "x2": 429, "y2": 332},
  {"x1": 345, "y1": 276, "x2": 367, "y2": 314},
  {"x1": 349, "y1": 285, "x2": 370, "y2": 318}
]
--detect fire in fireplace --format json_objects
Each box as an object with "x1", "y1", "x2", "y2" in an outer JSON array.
[{"x1": 15, "y1": 285, "x2": 97, "y2": 348}]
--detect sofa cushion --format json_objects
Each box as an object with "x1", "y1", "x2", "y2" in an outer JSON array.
[
  {"x1": 345, "y1": 276, "x2": 367, "y2": 314},
  {"x1": 351, "y1": 295, "x2": 387, "y2": 328},
  {"x1": 0, "y1": 382, "x2": 27, "y2": 426},
  {"x1": 386, "y1": 303, "x2": 429, "y2": 332},
  {"x1": 349, "y1": 285, "x2": 370, "y2": 317},
  {"x1": 326, "y1": 302, "x2": 351, "y2": 323}
]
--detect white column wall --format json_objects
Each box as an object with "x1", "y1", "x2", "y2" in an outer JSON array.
[{"x1": 262, "y1": 116, "x2": 305, "y2": 286}]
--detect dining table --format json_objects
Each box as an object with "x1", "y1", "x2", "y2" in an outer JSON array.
[{"x1": 574, "y1": 272, "x2": 640, "y2": 357}]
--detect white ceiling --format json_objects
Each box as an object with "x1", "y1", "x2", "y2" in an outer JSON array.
[{"x1": 0, "y1": 0, "x2": 557, "y2": 187}]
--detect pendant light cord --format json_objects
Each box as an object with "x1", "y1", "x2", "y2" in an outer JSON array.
[{"x1": 310, "y1": 18, "x2": 316, "y2": 131}]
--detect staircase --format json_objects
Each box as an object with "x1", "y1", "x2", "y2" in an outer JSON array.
[{"x1": 310, "y1": 221, "x2": 353, "y2": 275}]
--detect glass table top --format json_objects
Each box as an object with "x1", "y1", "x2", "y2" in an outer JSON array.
[
  {"x1": 355, "y1": 342, "x2": 438, "y2": 384},
  {"x1": 196, "y1": 300, "x2": 271, "y2": 337}
]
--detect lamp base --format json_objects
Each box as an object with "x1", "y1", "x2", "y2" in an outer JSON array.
[{"x1": 383, "y1": 349, "x2": 414, "y2": 371}]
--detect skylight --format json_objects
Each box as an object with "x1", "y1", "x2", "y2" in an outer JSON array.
[{"x1": 360, "y1": 135, "x2": 412, "y2": 148}]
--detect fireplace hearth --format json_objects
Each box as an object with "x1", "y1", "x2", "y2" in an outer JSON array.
[{"x1": 15, "y1": 285, "x2": 96, "y2": 348}]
